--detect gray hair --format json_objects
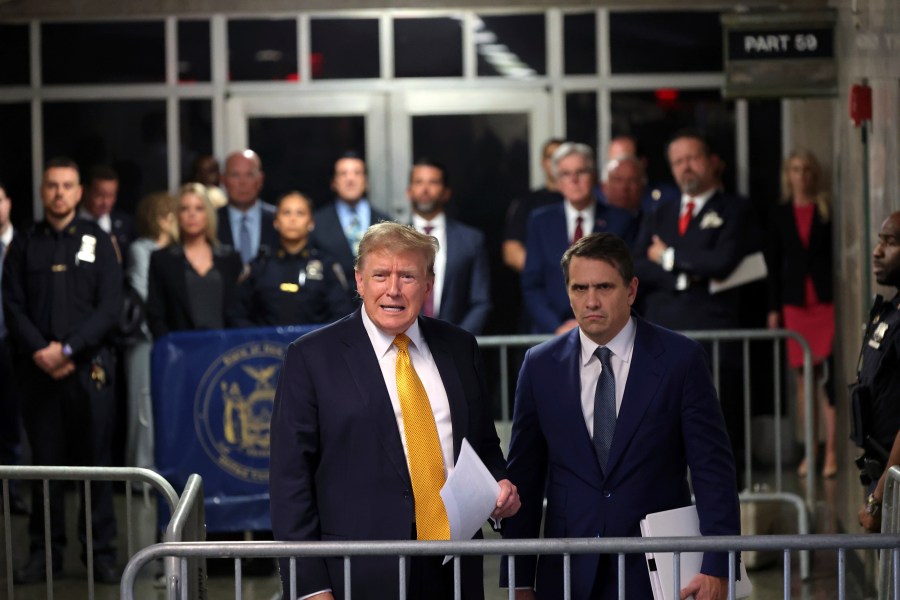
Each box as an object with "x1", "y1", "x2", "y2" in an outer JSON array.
[{"x1": 551, "y1": 142, "x2": 595, "y2": 179}]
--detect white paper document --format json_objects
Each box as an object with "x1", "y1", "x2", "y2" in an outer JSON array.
[
  {"x1": 709, "y1": 251, "x2": 768, "y2": 294},
  {"x1": 640, "y1": 505, "x2": 751, "y2": 600},
  {"x1": 440, "y1": 438, "x2": 500, "y2": 544}
]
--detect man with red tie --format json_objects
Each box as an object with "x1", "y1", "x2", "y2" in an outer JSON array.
[
  {"x1": 521, "y1": 143, "x2": 632, "y2": 334},
  {"x1": 633, "y1": 130, "x2": 751, "y2": 332}
]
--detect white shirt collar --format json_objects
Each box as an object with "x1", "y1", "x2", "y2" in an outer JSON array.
[
  {"x1": 0, "y1": 225, "x2": 12, "y2": 247},
  {"x1": 412, "y1": 212, "x2": 446, "y2": 232},
  {"x1": 680, "y1": 187, "x2": 716, "y2": 216},
  {"x1": 360, "y1": 307, "x2": 425, "y2": 359},
  {"x1": 578, "y1": 316, "x2": 637, "y2": 367}
]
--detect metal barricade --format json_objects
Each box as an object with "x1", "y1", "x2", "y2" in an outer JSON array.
[
  {"x1": 120, "y1": 534, "x2": 900, "y2": 600},
  {"x1": 0, "y1": 465, "x2": 179, "y2": 600},
  {"x1": 162, "y1": 473, "x2": 206, "y2": 600},
  {"x1": 879, "y1": 466, "x2": 900, "y2": 598}
]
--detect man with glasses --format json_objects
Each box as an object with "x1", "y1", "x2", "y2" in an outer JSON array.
[{"x1": 521, "y1": 143, "x2": 631, "y2": 334}]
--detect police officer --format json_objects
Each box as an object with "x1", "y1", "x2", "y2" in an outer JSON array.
[
  {"x1": 2, "y1": 157, "x2": 123, "y2": 583},
  {"x1": 239, "y1": 191, "x2": 353, "y2": 326},
  {"x1": 854, "y1": 211, "x2": 900, "y2": 533}
]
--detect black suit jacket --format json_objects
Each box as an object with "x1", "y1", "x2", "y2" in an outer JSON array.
[
  {"x1": 215, "y1": 201, "x2": 279, "y2": 259},
  {"x1": 269, "y1": 309, "x2": 507, "y2": 600},
  {"x1": 434, "y1": 218, "x2": 491, "y2": 335},
  {"x1": 633, "y1": 191, "x2": 751, "y2": 330},
  {"x1": 109, "y1": 210, "x2": 136, "y2": 262},
  {"x1": 309, "y1": 201, "x2": 392, "y2": 295},
  {"x1": 146, "y1": 244, "x2": 244, "y2": 338},
  {"x1": 765, "y1": 202, "x2": 833, "y2": 310}
]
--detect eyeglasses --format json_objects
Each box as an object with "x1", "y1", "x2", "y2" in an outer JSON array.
[{"x1": 557, "y1": 168, "x2": 593, "y2": 181}]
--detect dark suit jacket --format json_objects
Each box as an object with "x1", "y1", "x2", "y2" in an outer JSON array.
[
  {"x1": 110, "y1": 210, "x2": 136, "y2": 261},
  {"x1": 146, "y1": 244, "x2": 244, "y2": 338},
  {"x1": 765, "y1": 201, "x2": 833, "y2": 311},
  {"x1": 633, "y1": 191, "x2": 750, "y2": 330},
  {"x1": 501, "y1": 317, "x2": 740, "y2": 600},
  {"x1": 310, "y1": 201, "x2": 392, "y2": 292},
  {"x1": 521, "y1": 201, "x2": 633, "y2": 333},
  {"x1": 435, "y1": 218, "x2": 491, "y2": 335},
  {"x1": 269, "y1": 309, "x2": 508, "y2": 600},
  {"x1": 215, "y1": 201, "x2": 279, "y2": 259}
]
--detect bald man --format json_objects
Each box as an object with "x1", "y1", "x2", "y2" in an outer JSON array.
[{"x1": 218, "y1": 150, "x2": 279, "y2": 265}]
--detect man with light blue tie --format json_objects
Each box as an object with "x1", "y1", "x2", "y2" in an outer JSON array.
[
  {"x1": 217, "y1": 149, "x2": 278, "y2": 265},
  {"x1": 502, "y1": 232, "x2": 740, "y2": 600},
  {"x1": 311, "y1": 151, "x2": 391, "y2": 303}
]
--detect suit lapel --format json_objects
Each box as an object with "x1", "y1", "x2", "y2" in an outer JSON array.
[
  {"x1": 604, "y1": 318, "x2": 663, "y2": 477},
  {"x1": 340, "y1": 310, "x2": 412, "y2": 489},
  {"x1": 553, "y1": 331, "x2": 604, "y2": 483}
]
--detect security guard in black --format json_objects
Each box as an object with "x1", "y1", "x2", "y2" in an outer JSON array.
[
  {"x1": 240, "y1": 245, "x2": 352, "y2": 326},
  {"x1": 1, "y1": 159, "x2": 122, "y2": 581}
]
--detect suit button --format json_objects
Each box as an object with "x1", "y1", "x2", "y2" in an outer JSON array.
[{"x1": 603, "y1": 491, "x2": 611, "y2": 498}]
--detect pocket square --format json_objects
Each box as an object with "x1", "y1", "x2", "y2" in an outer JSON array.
[{"x1": 699, "y1": 211, "x2": 723, "y2": 229}]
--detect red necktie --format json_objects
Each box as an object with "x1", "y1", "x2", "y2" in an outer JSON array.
[
  {"x1": 423, "y1": 225, "x2": 435, "y2": 317},
  {"x1": 678, "y1": 200, "x2": 695, "y2": 236},
  {"x1": 572, "y1": 215, "x2": 584, "y2": 245}
]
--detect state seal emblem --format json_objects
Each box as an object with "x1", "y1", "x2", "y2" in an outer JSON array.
[{"x1": 194, "y1": 341, "x2": 286, "y2": 483}]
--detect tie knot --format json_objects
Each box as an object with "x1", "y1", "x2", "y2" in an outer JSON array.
[
  {"x1": 595, "y1": 346, "x2": 613, "y2": 366},
  {"x1": 393, "y1": 333, "x2": 411, "y2": 352},
  {"x1": 424, "y1": 225, "x2": 434, "y2": 235}
]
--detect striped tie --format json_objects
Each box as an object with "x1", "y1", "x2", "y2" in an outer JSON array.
[{"x1": 394, "y1": 333, "x2": 450, "y2": 540}]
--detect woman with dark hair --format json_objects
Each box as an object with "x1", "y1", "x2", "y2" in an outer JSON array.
[
  {"x1": 766, "y1": 149, "x2": 837, "y2": 478},
  {"x1": 147, "y1": 183, "x2": 243, "y2": 338},
  {"x1": 238, "y1": 191, "x2": 353, "y2": 326},
  {"x1": 124, "y1": 191, "x2": 177, "y2": 470}
]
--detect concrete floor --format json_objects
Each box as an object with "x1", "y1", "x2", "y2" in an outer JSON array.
[{"x1": 0, "y1": 474, "x2": 871, "y2": 600}]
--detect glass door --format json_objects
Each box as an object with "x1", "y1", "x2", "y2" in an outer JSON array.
[{"x1": 225, "y1": 93, "x2": 388, "y2": 213}]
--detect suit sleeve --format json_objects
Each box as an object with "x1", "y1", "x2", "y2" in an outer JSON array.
[
  {"x1": 679, "y1": 343, "x2": 741, "y2": 577},
  {"x1": 66, "y1": 231, "x2": 122, "y2": 355},
  {"x1": 521, "y1": 215, "x2": 564, "y2": 333},
  {"x1": 458, "y1": 232, "x2": 491, "y2": 335},
  {"x1": 2, "y1": 234, "x2": 49, "y2": 354},
  {"x1": 633, "y1": 208, "x2": 679, "y2": 293},
  {"x1": 270, "y1": 341, "x2": 332, "y2": 596},
  {"x1": 499, "y1": 349, "x2": 548, "y2": 588},
  {"x1": 146, "y1": 251, "x2": 169, "y2": 339}
]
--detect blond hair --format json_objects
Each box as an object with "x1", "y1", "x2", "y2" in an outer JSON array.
[
  {"x1": 355, "y1": 221, "x2": 437, "y2": 275},
  {"x1": 178, "y1": 182, "x2": 219, "y2": 245},
  {"x1": 781, "y1": 149, "x2": 830, "y2": 222}
]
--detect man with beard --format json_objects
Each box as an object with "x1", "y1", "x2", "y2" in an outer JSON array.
[
  {"x1": 407, "y1": 158, "x2": 490, "y2": 334},
  {"x1": 855, "y1": 211, "x2": 900, "y2": 533}
]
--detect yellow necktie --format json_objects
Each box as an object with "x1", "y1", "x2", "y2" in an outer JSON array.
[{"x1": 394, "y1": 333, "x2": 450, "y2": 540}]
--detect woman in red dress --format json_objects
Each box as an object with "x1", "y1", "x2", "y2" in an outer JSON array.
[{"x1": 766, "y1": 149, "x2": 837, "y2": 478}]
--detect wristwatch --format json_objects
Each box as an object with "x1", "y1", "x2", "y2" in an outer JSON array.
[
  {"x1": 62, "y1": 343, "x2": 73, "y2": 358},
  {"x1": 866, "y1": 493, "x2": 882, "y2": 518}
]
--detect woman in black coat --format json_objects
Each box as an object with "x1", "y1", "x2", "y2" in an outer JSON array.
[
  {"x1": 766, "y1": 149, "x2": 837, "y2": 478},
  {"x1": 147, "y1": 183, "x2": 243, "y2": 338}
]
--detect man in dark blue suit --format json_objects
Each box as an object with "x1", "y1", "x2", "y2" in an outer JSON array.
[
  {"x1": 522, "y1": 143, "x2": 632, "y2": 334},
  {"x1": 218, "y1": 149, "x2": 278, "y2": 265},
  {"x1": 310, "y1": 152, "x2": 392, "y2": 301},
  {"x1": 270, "y1": 222, "x2": 520, "y2": 600},
  {"x1": 502, "y1": 233, "x2": 740, "y2": 600},
  {"x1": 407, "y1": 158, "x2": 491, "y2": 334}
]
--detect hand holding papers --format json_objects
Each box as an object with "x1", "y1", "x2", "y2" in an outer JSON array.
[
  {"x1": 709, "y1": 252, "x2": 768, "y2": 294},
  {"x1": 440, "y1": 438, "x2": 501, "y2": 542}
]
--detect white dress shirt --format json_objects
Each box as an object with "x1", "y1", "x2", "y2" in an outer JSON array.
[
  {"x1": 412, "y1": 212, "x2": 447, "y2": 317},
  {"x1": 78, "y1": 208, "x2": 111, "y2": 233},
  {"x1": 361, "y1": 308, "x2": 455, "y2": 473},
  {"x1": 563, "y1": 199, "x2": 596, "y2": 242},
  {"x1": 577, "y1": 317, "x2": 637, "y2": 438}
]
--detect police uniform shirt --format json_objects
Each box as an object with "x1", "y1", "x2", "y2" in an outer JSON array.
[
  {"x1": 859, "y1": 294, "x2": 900, "y2": 448},
  {"x1": 1, "y1": 218, "x2": 123, "y2": 359},
  {"x1": 241, "y1": 246, "x2": 352, "y2": 326}
]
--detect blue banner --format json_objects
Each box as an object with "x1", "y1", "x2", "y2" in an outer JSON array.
[{"x1": 152, "y1": 325, "x2": 320, "y2": 532}]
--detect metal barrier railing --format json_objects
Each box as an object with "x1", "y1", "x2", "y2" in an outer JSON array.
[
  {"x1": 0, "y1": 465, "x2": 179, "y2": 600},
  {"x1": 162, "y1": 473, "x2": 206, "y2": 600},
  {"x1": 120, "y1": 534, "x2": 900, "y2": 600},
  {"x1": 879, "y1": 466, "x2": 900, "y2": 598}
]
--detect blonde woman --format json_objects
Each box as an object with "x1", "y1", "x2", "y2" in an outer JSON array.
[
  {"x1": 147, "y1": 183, "x2": 243, "y2": 338},
  {"x1": 766, "y1": 150, "x2": 837, "y2": 478}
]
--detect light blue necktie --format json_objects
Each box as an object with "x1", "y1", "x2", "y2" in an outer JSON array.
[
  {"x1": 239, "y1": 214, "x2": 253, "y2": 264},
  {"x1": 347, "y1": 210, "x2": 363, "y2": 256},
  {"x1": 593, "y1": 346, "x2": 616, "y2": 472}
]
